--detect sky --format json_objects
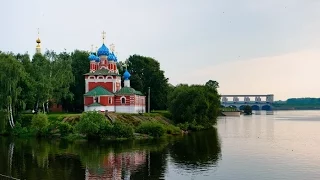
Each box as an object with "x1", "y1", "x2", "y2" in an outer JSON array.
[{"x1": 1, "y1": 0, "x2": 320, "y2": 101}]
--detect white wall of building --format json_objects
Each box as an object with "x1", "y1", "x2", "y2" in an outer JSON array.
[{"x1": 85, "y1": 105, "x2": 115, "y2": 112}]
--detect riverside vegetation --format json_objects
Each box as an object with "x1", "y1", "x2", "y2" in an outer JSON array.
[{"x1": 0, "y1": 51, "x2": 221, "y2": 140}]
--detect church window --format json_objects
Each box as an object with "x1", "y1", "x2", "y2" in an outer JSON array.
[
  {"x1": 108, "y1": 97, "x2": 112, "y2": 104},
  {"x1": 95, "y1": 97, "x2": 98, "y2": 103},
  {"x1": 121, "y1": 97, "x2": 126, "y2": 104}
]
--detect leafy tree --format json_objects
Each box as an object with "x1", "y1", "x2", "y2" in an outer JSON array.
[
  {"x1": 0, "y1": 52, "x2": 27, "y2": 128},
  {"x1": 124, "y1": 55, "x2": 170, "y2": 111},
  {"x1": 50, "y1": 51, "x2": 74, "y2": 106},
  {"x1": 63, "y1": 50, "x2": 89, "y2": 112},
  {"x1": 31, "y1": 53, "x2": 52, "y2": 113},
  {"x1": 243, "y1": 105, "x2": 252, "y2": 115},
  {"x1": 168, "y1": 80, "x2": 221, "y2": 128}
]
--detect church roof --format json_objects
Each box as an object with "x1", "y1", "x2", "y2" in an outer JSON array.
[
  {"x1": 84, "y1": 69, "x2": 120, "y2": 76},
  {"x1": 115, "y1": 87, "x2": 144, "y2": 96},
  {"x1": 88, "y1": 102, "x2": 103, "y2": 107},
  {"x1": 84, "y1": 86, "x2": 113, "y2": 96}
]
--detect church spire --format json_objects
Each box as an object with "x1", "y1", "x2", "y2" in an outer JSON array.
[{"x1": 36, "y1": 28, "x2": 41, "y2": 54}]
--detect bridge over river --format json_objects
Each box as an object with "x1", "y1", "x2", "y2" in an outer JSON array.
[{"x1": 221, "y1": 94, "x2": 274, "y2": 111}]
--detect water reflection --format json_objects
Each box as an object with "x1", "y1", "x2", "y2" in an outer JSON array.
[
  {"x1": 0, "y1": 128, "x2": 222, "y2": 180},
  {"x1": 169, "y1": 128, "x2": 221, "y2": 171}
]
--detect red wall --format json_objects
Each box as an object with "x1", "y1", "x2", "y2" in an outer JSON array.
[
  {"x1": 100, "y1": 96, "x2": 107, "y2": 106},
  {"x1": 115, "y1": 95, "x2": 132, "y2": 106},
  {"x1": 88, "y1": 82, "x2": 113, "y2": 92},
  {"x1": 85, "y1": 97, "x2": 93, "y2": 106}
]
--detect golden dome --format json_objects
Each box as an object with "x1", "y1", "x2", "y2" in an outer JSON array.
[{"x1": 36, "y1": 37, "x2": 41, "y2": 44}]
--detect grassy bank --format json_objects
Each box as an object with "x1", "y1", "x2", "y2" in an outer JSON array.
[{"x1": 8, "y1": 111, "x2": 184, "y2": 140}]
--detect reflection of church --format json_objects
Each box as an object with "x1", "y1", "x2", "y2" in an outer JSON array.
[
  {"x1": 85, "y1": 151, "x2": 146, "y2": 180},
  {"x1": 84, "y1": 32, "x2": 146, "y2": 114}
]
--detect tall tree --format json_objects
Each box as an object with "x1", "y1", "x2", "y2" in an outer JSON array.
[
  {"x1": 0, "y1": 52, "x2": 26, "y2": 128},
  {"x1": 50, "y1": 51, "x2": 74, "y2": 106},
  {"x1": 64, "y1": 50, "x2": 89, "y2": 112},
  {"x1": 31, "y1": 53, "x2": 52, "y2": 113},
  {"x1": 125, "y1": 55, "x2": 170, "y2": 111}
]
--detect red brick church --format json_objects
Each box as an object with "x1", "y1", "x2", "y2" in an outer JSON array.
[{"x1": 83, "y1": 33, "x2": 146, "y2": 113}]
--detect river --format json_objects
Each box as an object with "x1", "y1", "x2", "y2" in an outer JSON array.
[{"x1": 1, "y1": 110, "x2": 320, "y2": 180}]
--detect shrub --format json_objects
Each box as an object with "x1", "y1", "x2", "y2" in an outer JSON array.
[
  {"x1": 75, "y1": 111, "x2": 108, "y2": 139},
  {"x1": 31, "y1": 113, "x2": 49, "y2": 136},
  {"x1": 17, "y1": 114, "x2": 33, "y2": 127},
  {"x1": 111, "y1": 122, "x2": 134, "y2": 138},
  {"x1": 12, "y1": 122, "x2": 30, "y2": 136},
  {"x1": 58, "y1": 122, "x2": 74, "y2": 136},
  {"x1": 177, "y1": 122, "x2": 189, "y2": 131},
  {"x1": 136, "y1": 121, "x2": 165, "y2": 138},
  {"x1": 165, "y1": 124, "x2": 181, "y2": 135}
]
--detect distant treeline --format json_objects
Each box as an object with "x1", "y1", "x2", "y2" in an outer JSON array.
[{"x1": 273, "y1": 98, "x2": 320, "y2": 110}]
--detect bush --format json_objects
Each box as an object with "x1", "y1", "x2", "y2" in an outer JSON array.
[
  {"x1": 17, "y1": 114, "x2": 33, "y2": 127},
  {"x1": 58, "y1": 122, "x2": 74, "y2": 136},
  {"x1": 31, "y1": 113, "x2": 49, "y2": 136},
  {"x1": 75, "y1": 111, "x2": 109, "y2": 139},
  {"x1": 111, "y1": 122, "x2": 134, "y2": 138},
  {"x1": 136, "y1": 121, "x2": 166, "y2": 138},
  {"x1": 177, "y1": 122, "x2": 189, "y2": 131},
  {"x1": 12, "y1": 122, "x2": 30, "y2": 136},
  {"x1": 165, "y1": 124, "x2": 181, "y2": 135}
]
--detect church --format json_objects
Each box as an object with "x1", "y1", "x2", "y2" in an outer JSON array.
[{"x1": 83, "y1": 32, "x2": 146, "y2": 113}]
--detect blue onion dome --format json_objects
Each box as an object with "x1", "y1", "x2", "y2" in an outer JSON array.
[
  {"x1": 95, "y1": 55, "x2": 100, "y2": 62},
  {"x1": 88, "y1": 53, "x2": 96, "y2": 61},
  {"x1": 123, "y1": 69, "x2": 131, "y2": 80},
  {"x1": 108, "y1": 52, "x2": 116, "y2": 61},
  {"x1": 97, "y1": 43, "x2": 110, "y2": 56}
]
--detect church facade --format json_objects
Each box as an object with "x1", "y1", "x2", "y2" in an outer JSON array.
[{"x1": 83, "y1": 34, "x2": 146, "y2": 113}]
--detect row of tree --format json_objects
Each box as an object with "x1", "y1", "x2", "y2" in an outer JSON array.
[
  {"x1": 0, "y1": 50, "x2": 221, "y2": 130},
  {"x1": 0, "y1": 51, "x2": 172, "y2": 127}
]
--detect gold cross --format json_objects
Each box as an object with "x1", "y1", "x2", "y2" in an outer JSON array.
[
  {"x1": 102, "y1": 31, "x2": 106, "y2": 43},
  {"x1": 91, "y1": 44, "x2": 93, "y2": 52}
]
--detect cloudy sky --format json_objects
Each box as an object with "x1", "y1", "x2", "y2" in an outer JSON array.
[{"x1": 1, "y1": 0, "x2": 320, "y2": 100}]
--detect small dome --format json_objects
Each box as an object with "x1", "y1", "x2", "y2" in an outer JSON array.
[
  {"x1": 95, "y1": 56, "x2": 100, "y2": 62},
  {"x1": 123, "y1": 69, "x2": 131, "y2": 80},
  {"x1": 36, "y1": 38, "x2": 41, "y2": 43},
  {"x1": 97, "y1": 44, "x2": 109, "y2": 56},
  {"x1": 108, "y1": 52, "x2": 116, "y2": 61},
  {"x1": 88, "y1": 53, "x2": 96, "y2": 61}
]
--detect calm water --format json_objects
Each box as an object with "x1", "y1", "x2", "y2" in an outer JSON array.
[{"x1": 1, "y1": 110, "x2": 320, "y2": 180}]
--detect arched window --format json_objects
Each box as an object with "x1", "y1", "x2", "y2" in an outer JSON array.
[
  {"x1": 121, "y1": 97, "x2": 126, "y2": 104},
  {"x1": 94, "y1": 97, "x2": 98, "y2": 103}
]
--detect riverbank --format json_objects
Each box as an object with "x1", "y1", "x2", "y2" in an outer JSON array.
[{"x1": 2, "y1": 111, "x2": 197, "y2": 140}]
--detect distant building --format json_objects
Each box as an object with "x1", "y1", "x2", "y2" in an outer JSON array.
[{"x1": 83, "y1": 32, "x2": 146, "y2": 113}]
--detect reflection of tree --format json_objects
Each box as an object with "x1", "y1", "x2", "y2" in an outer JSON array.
[
  {"x1": 0, "y1": 137, "x2": 174, "y2": 180},
  {"x1": 169, "y1": 128, "x2": 222, "y2": 169}
]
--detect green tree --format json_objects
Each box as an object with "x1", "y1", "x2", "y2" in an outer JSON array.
[
  {"x1": 124, "y1": 55, "x2": 170, "y2": 111},
  {"x1": 168, "y1": 80, "x2": 221, "y2": 128},
  {"x1": 0, "y1": 52, "x2": 27, "y2": 128},
  {"x1": 243, "y1": 105, "x2": 252, "y2": 115},
  {"x1": 31, "y1": 53, "x2": 52, "y2": 113},
  {"x1": 64, "y1": 50, "x2": 89, "y2": 112},
  {"x1": 50, "y1": 51, "x2": 74, "y2": 107}
]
